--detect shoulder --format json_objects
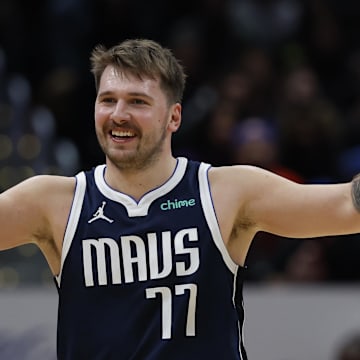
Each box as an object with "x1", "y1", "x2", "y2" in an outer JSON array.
[
  {"x1": 13, "y1": 174, "x2": 76, "y2": 196},
  {"x1": 206, "y1": 165, "x2": 257, "y2": 213},
  {"x1": 208, "y1": 164, "x2": 271, "y2": 189},
  {"x1": 208, "y1": 164, "x2": 295, "y2": 188},
  {"x1": 1, "y1": 175, "x2": 77, "y2": 213},
  {"x1": 32, "y1": 175, "x2": 77, "y2": 209},
  {"x1": 0, "y1": 174, "x2": 78, "y2": 261},
  {"x1": 207, "y1": 164, "x2": 297, "y2": 216}
]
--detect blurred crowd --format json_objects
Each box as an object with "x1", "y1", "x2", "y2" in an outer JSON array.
[{"x1": 1, "y1": 0, "x2": 360, "y2": 285}]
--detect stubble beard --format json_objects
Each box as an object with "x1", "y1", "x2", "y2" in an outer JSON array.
[{"x1": 98, "y1": 125, "x2": 168, "y2": 172}]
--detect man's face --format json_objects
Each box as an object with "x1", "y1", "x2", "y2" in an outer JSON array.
[{"x1": 94, "y1": 65, "x2": 179, "y2": 170}]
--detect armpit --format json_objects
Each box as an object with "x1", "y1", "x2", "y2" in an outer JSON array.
[{"x1": 231, "y1": 215, "x2": 256, "y2": 236}]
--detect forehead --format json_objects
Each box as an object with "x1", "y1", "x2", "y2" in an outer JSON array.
[{"x1": 99, "y1": 65, "x2": 162, "y2": 94}]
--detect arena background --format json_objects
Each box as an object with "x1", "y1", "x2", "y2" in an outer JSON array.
[{"x1": 1, "y1": 0, "x2": 360, "y2": 358}]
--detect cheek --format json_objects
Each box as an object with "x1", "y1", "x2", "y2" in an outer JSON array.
[
  {"x1": 94, "y1": 115, "x2": 102, "y2": 130},
  {"x1": 94, "y1": 107, "x2": 109, "y2": 126},
  {"x1": 94, "y1": 114, "x2": 108, "y2": 137}
]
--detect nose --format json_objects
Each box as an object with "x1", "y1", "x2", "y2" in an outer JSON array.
[{"x1": 110, "y1": 100, "x2": 131, "y2": 123}]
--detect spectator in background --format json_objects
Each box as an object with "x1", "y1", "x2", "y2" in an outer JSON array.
[
  {"x1": 231, "y1": 47, "x2": 278, "y2": 117},
  {"x1": 231, "y1": 116, "x2": 303, "y2": 182},
  {"x1": 192, "y1": 101, "x2": 238, "y2": 165},
  {"x1": 177, "y1": 68, "x2": 253, "y2": 165},
  {"x1": 277, "y1": 64, "x2": 345, "y2": 182},
  {"x1": 227, "y1": 0, "x2": 303, "y2": 50}
]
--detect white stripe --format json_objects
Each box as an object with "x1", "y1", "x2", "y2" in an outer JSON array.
[
  {"x1": 198, "y1": 162, "x2": 237, "y2": 274},
  {"x1": 55, "y1": 172, "x2": 86, "y2": 286},
  {"x1": 198, "y1": 163, "x2": 246, "y2": 357},
  {"x1": 233, "y1": 267, "x2": 246, "y2": 360}
]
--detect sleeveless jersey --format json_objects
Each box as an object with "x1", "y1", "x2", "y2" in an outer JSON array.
[{"x1": 55, "y1": 157, "x2": 248, "y2": 360}]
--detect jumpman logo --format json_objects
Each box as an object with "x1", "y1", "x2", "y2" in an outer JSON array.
[{"x1": 88, "y1": 201, "x2": 114, "y2": 224}]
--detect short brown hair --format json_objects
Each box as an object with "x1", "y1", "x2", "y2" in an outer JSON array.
[{"x1": 90, "y1": 38, "x2": 187, "y2": 104}]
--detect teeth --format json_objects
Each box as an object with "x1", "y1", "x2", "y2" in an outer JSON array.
[{"x1": 111, "y1": 130, "x2": 134, "y2": 137}]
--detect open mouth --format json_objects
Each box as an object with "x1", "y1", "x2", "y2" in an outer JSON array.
[{"x1": 110, "y1": 130, "x2": 136, "y2": 140}]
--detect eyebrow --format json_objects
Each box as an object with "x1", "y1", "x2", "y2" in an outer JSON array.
[
  {"x1": 97, "y1": 90, "x2": 153, "y2": 101},
  {"x1": 128, "y1": 92, "x2": 153, "y2": 100}
]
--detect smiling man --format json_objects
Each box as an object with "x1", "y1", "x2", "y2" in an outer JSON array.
[{"x1": 1, "y1": 39, "x2": 360, "y2": 360}]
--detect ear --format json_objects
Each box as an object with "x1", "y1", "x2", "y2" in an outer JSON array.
[{"x1": 168, "y1": 103, "x2": 182, "y2": 133}]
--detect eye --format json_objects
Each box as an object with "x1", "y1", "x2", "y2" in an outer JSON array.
[
  {"x1": 131, "y1": 98, "x2": 147, "y2": 105},
  {"x1": 101, "y1": 97, "x2": 116, "y2": 103}
]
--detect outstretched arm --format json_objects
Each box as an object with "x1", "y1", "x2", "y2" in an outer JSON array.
[
  {"x1": 209, "y1": 165, "x2": 360, "y2": 265},
  {"x1": 0, "y1": 175, "x2": 75, "y2": 274}
]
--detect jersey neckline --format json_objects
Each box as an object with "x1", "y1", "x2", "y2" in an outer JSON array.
[{"x1": 94, "y1": 157, "x2": 188, "y2": 217}]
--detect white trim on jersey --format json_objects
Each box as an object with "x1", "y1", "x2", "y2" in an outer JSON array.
[
  {"x1": 198, "y1": 162, "x2": 238, "y2": 274},
  {"x1": 94, "y1": 157, "x2": 188, "y2": 217},
  {"x1": 234, "y1": 267, "x2": 246, "y2": 360},
  {"x1": 55, "y1": 172, "x2": 87, "y2": 287},
  {"x1": 199, "y1": 163, "x2": 246, "y2": 358}
]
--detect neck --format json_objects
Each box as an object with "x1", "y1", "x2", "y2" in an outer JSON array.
[{"x1": 104, "y1": 155, "x2": 178, "y2": 200}]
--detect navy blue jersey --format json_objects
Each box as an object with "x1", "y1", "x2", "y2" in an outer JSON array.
[{"x1": 55, "y1": 157, "x2": 247, "y2": 360}]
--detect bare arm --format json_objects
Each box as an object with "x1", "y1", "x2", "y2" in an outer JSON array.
[
  {"x1": 0, "y1": 175, "x2": 75, "y2": 274},
  {"x1": 209, "y1": 165, "x2": 360, "y2": 265},
  {"x1": 243, "y1": 169, "x2": 356, "y2": 238}
]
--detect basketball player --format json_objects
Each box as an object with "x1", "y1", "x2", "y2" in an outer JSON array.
[{"x1": 1, "y1": 38, "x2": 360, "y2": 359}]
